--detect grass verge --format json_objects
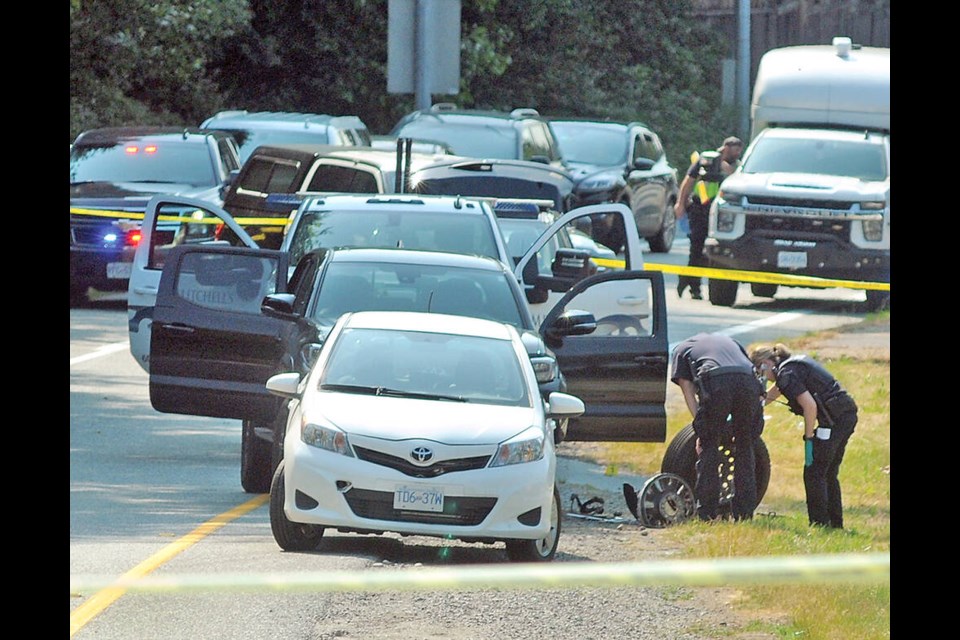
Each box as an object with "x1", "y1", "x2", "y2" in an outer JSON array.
[{"x1": 581, "y1": 310, "x2": 890, "y2": 640}]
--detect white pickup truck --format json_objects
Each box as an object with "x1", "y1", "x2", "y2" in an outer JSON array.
[{"x1": 704, "y1": 37, "x2": 890, "y2": 311}]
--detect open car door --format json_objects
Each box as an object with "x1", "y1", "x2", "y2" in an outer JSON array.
[
  {"x1": 539, "y1": 269, "x2": 668, "y2": 442},
  {"x1": 147, "y1": 245, "x2": 290, "y2": 423},
  {"x1": 128, "y1": 195, "x2": 259, "y2": 373}
]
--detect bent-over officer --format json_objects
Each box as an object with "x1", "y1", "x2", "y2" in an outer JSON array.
[{"x1": 671, "y1": 333, "x2": 765, "y2": 521}]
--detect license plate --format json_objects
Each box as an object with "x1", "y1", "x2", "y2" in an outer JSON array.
[
  {"x1": 394, "y1": 484, "x2": 445, "y2": 512},
  {"x1": 776, "y1": 251, "x2": 807, "y2": 268},
  {"x1": 107, "y1": 262, "x2": 132, "y2": 279}
]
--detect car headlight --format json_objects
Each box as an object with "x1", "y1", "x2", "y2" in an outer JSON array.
[
  {"x1": 530, "y1": 355, "x2": 558, "y2": 383},
  {"x1": 489, "y1": 426, "x2": 544, "y2": 467},
  {"x1": 301, "y1": 418, "x2": 354, "y2": 457},
  {"x1": 861, "y1": 220, "x2": 884, "y2": 241},
  {"x1": 716, "y1": 208, "x2": 737, "y2": 232}
]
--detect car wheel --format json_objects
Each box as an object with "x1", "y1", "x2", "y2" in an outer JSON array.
[
  {"x1": 750, "y1": 283, "x2": 778, "y2": 298},
  {"x1": 660, "y1": 424, "x2": 771, "y2": 509},
  {"x1": 269, "y1": 461, "x2": 325, "y2": 551},
  {"x1": 646, "y1": 201, "x2": 676, "y2": 253},
  {"x1": 594, "y1": 314, "x2": 645, "y2": 336},
  {"x1": 241, "y1": 420, "x2": 273, "y2": 494},
  {"x1": 505, "y1": 485, "x2": 561, "y2": 562},
  {"x1": 708, "y1": 278, "x2": 738, "y2": 307}
]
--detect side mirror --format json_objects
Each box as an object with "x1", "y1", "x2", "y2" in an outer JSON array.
[
  {"x1": 632, "y1": 157, "x2": 655, "y2": 171},
  {"x1": 266, "y1": 372, "x2": 301, "y2": 398},
  {"x1": 529, "y1": 155, "x2": 551, "y2": 165},
  {"x1": 261, "y1": 293, "x2": 297, "y2": 318},
  {"x1": 544, "y1": 309, "x2": 596, "y2": 344}
]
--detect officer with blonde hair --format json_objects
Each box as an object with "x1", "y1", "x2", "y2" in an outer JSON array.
[{"x1": 750, "y1": 343, "x2": 858, "y2": 529}]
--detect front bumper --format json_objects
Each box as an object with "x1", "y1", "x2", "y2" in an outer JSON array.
[
  {"x1": 704, "y1": 235, "x2": 889, "y2": 283},
  {"x1": 283, "y1": 438, "x2": 556, "y2": 541}
]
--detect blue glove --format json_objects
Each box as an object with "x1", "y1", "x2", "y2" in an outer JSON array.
[{"x1": 804, "y1": 436, "x2": 813, "y2": 467}]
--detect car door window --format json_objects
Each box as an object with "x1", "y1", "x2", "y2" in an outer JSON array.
[
  {"x1": 217, "y1": 138, "x2": 241, "y2": 175},
  {"x1": 236, "y1": 157, "x2": 301, "y2": 194},
  {"x1": 173, "y1": 251, "x2": 280, "y2": 314},
  {"x1": 147, "y1": 201, "x2": 251, "y2": 271}
]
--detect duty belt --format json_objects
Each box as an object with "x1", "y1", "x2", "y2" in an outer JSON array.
[{"x1": 699, "y1": 365, "x2": 753, "y2": 380}]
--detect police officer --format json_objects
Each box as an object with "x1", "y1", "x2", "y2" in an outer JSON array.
[
  {"x1": 671, "y1": 333, "x2": 766, "y2": 521},
  {"x1": 674, "y1": 136, "x2": 743, "y2": 299},
  {"x1": 749, "y1": 343, "x2": 859, "y2": 529}
]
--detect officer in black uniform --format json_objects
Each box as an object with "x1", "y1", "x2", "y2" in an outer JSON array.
[
  {"x1": 750, "y1": 343, "x2": 858, "y2": 529},
  {"x1": 671, "y1": 333, "x2": 766, "y2": 521},
  {"x1": 674, "y1": 136, "x2": 743, "y2": 299}
]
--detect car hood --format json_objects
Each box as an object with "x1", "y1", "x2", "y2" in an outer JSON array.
[
  {"x1": 308, "y1": 393, "x2": 541, "y2": 445},
  {"x1": 565, "y1": 164, "x2": 624, "y2": 190},
  {"x1": 727, "y1": 172, "x2": 889, "y2": 200},
  {"x1": 70, "y1": 181, "x2": 223, "y2": 207}
]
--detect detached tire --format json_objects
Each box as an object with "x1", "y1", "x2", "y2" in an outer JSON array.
[
  {"x1": 505, "y1": 485, "x2": 561, "y2": 562},
  {"x1": 661, "y1": 424, "x2": 771, "y2": 508},
  {"x1": 269, "y1": 461, "x2": 325, "y2": 551},
  {"x1": 708, "y1": 279, "x2": 738, "y2": 307}
]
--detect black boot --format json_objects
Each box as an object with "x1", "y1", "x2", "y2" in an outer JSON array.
[{"x1": 677, "y1": 281, "x2": 689, "y2": 298}]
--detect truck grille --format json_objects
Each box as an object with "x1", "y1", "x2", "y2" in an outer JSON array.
[
  {"x1": 342, "y1": 488, "x2": 496, "y2": 525},
  {"x1": 353, "y1": 446, "x2": 490, "y2": 478},
  {"x1": 745, "y1": 216, "x2": 850, "y2": 240},
  {"x1": 746, "y1": 195, "x2": 856, "y2": 209}
]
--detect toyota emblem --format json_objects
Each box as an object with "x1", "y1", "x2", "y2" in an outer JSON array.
[{"x1": 411, "y1": 446, "x2": 433, "y2": 463}]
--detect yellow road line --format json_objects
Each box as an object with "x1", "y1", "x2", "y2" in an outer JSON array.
[{"x1": 69, "y1": 494, "x2": 268, "y2": 637}]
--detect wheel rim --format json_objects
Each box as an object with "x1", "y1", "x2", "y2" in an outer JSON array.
[{"x1": 637, "y1": 473, "x2": 696, "y2": 528}]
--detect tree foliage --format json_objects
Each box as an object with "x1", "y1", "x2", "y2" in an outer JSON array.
[{"x1": 70, "y1": 0, "x2": 735, "y2": 171}]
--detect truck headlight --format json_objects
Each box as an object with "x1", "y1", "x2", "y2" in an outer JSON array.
[
  {"x1": 860, "y1": 201, "x2": 886, "y2": 241},
  {"x1": 716, "y1": 209, "x2": 737, "y2": 232}
]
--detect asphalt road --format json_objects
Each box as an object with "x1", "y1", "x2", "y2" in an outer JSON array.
[{"x1": 69, "y1": 242, "x2": 877, "y2": 638}]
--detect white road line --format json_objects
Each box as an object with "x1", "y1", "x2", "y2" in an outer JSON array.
[
  {"x1": 668, "y1": 310, "x2": 809, "y2": 353},
  {"x1": 70, "y1": 341, "x2": 128, "y2": 366}
]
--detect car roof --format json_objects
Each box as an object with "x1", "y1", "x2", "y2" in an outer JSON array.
[
  {"x1": 326, "y1": 247, "x2": 510, "y2": 272},
  {"x1": 547, "y1": 118, "x2": 652, "y2": 131},
  {"x1": 246, "y1": 144, "x2": 462, "y2": 170},
  {"x1": 299, "y1": 192, "x2": 496, "y2": 214},
  {"x1": 201, "y1": 110, "x2": 368, "y2": 131},
  {"x1": 72, "y1": 127, "x2": 230, "y2": 145},
  {"x1": 340, "y1": 310, "x2": 518, "y2": 341}
]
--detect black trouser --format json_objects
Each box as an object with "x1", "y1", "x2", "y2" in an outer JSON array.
[
  {"x1": 692, "y1": 369, "x2": 764, "y2": 520},
  {"x1": 804, "y1": 414, "x2": 857, "y2": 528},
  {"x1": 679, "y1": 200, "x2": 710, "y2": 293}
]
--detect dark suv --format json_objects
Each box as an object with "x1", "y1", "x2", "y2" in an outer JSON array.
[
  {"x1": 200, "y1": 110, "x2": 372, "y2": 163},
  {"x1": 389, "y1": 104, "x2": 567, "y2": 170},
  {"x1": 69, "y1": 127, "x2": 241, "y2": 304},
  {"x1": 548, "y1": 119, "x2": 679, "y2": 253}
]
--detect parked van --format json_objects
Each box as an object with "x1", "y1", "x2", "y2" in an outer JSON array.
[{"x1": 704, "y1": 37, "x2": 890, "y2": 310}]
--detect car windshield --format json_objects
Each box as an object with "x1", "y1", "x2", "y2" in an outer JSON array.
[
  {"x1": 741, "y1": 137, "x2": 887, "y2": 181},
  {"x1": 287, "y1": 209, "x2": 502, "y2": 266},
  {"x1": 320, "y1": 327, "x2": 531, "y2": 406},
  {"x1": 394, "y1": 120, "x2": 517, "y2": 159},
  {"x1": 309, "y1": 261, "x2": 526, "y2": 328},
  {"x1": 70, "y1": 142, "x2": 218, "y2": 186},
  {"x1": 212, "y1": 128, "x2": 331, "y2": 163},
  {"x1": 550, "y1": 123, "x2": 628, "y2": 166}
]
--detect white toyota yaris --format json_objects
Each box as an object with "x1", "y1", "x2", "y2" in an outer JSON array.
[{"x1": 265, "y1": 310, "x2": 585, "y2": 562}]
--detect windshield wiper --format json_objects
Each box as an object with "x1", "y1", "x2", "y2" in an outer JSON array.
[{"x1": 320, "y1": 384, "x2": 466, "y2": 402}]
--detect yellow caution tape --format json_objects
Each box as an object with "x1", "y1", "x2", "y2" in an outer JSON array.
[
  {"x1": 70, "y1": 206, "x2": 291, "y2": 227},
  {"x1": 592, "y1": 257, "x2": 890, "y2": 292},
  {"x1": 71, "y1": 207, "x2": 888, "y2": 293},
  {"x1": 70, "y1": 552, "x2": 888, "y2": 594}
]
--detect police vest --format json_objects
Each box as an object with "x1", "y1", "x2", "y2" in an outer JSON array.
[
  {"x1": 694, "y1": 151, "x2": 724, "y2": 204},
  {"x1": 776, "y1": 355, "x2": 844, "y2": 416}
]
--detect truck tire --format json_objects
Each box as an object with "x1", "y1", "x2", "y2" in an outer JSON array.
[
  {"x1": 660, "y1": 423, "x2": 771, "y2": 509},
  {"x1": 865, "y1": 290, "x2": 890, "y2": 312},
  {"x1": 750, "y1": 283, "x2": 778, "y2": 298},
  {"x1": 708, "y1": 279, "x2": 738, "y2": 307}
]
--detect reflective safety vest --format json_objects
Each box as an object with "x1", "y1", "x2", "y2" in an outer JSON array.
[{"x1": 693, "y1": 150, "x2": 724, "y2": 204}]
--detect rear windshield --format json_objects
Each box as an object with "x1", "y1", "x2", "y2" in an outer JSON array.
[
  {"x1": 287, "y1": 209, "x2": 502, "y2": 266},
  {"x1": 214, "y1": 128, "x2": 332, "y2": 163},
  {"x1": 394, "y1": 121, "x2": 517, "y2": 159},
  {"x1": 70, "y1": 141, "x2": 218, "y2": 187},
  {"x1": 742, "y1": 137, "x2": 887, "y2": 181}
]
